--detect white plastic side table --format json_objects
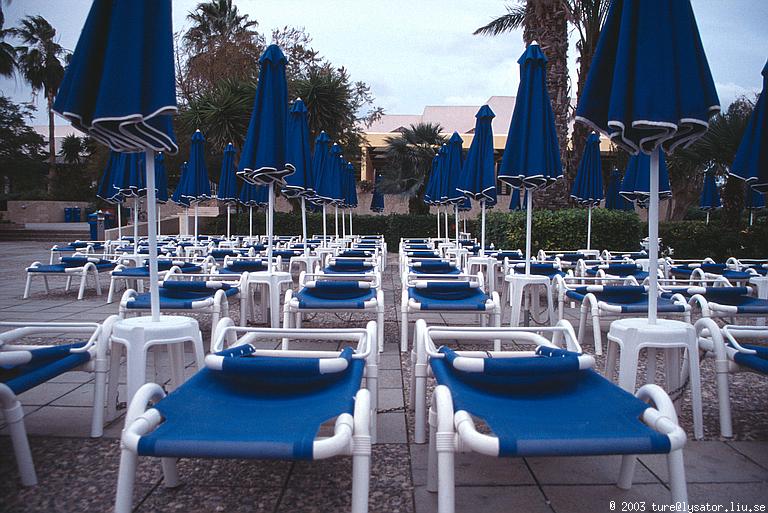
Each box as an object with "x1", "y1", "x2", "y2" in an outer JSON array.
[
  {"x1": 749, "y1": 276, "x2": 768, "y2": 326},
  {"x1": 504, "y1": 274, "x2": 554, "y2": 327},
  {"x1": 248, "y1": 271, "x2": 294, "y2": 327},
  {"x1": 467, "y1": 255, "x2": 497, "y2": 295},
  {"x1": 606, "y1": 318, "x2": 703, "y2": 439},
  {"x1": 106, "y1": 316, "x2": 204, "y2": 420}
]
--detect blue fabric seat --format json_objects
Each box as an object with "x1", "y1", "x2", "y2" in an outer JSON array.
[
  {"x1": 1, "y1": 342, "x2": 90, "y2": 395},
  {"x1": 113, "y1": 261, "x2": 201, "y2": 277},
  {"x1": 567, "y1": 286, "x2": 686, "y2": 314},
  {"x1": 127, "y1": 281, "x2": 238, "y2": 310},
  {"x1": 223, "y1": 260, "x2": 268, "y2": 273},
  {"x1": 671, "y1": 263, "x2": 752, "y2": 281},
  {"x1": 338, "y1": 250, "x2": 374, "y2": 258},
  {"x1": 585, "y1": 264, "x2": 648, "y2": 280},
  {"x1": 410, "y1": 260, "x2": 461, "y2": 275},
  {"x1": 732, "y1": 344, "x2": 768, "y2": 374},
  {"x1": 137, "y1": 356, "x2": 365, "y2": 459},
  {"x1": 30, "y1": 257, "x2": 115, "y2": 273},
  {"x1": 296, "y1": 281, "x2": 376, "y2": 309},
  {"x1": 323, "y1": 259, "x2": 374, "y2": 274},
  {"x1": 430, "y1": 354, "x2": 671, "y2": 457},
  {"x1": 407, "y1": 251, "x2": 441, "y2": 259},
  {"x1": 494, "y1": 251, "x2": 523, "y2": 261},
  {"x1": 511, "y1": 263, "x2": 565, "y2": 278},
  {"x1": 272, "y1": 250, "x2": 302, "y2": 259},
  {"x1": 409, "y1": 282, "x2": 489, "y2": 311},
  {"x1": 546, "y1": 252, "x2": 588, "y2": 263}
]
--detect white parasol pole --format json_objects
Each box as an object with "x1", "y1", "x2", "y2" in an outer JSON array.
[
  {"x1": 144, "y1": 150, "x2": 160, "y2": 321},
  {"x1": 226, "y1": 204, "x2": 231, "y2": 239},
  {"x1": 436, "y1": 206, "x2": 441, "y2": 239},
  {"x1": 157, "y1": 205, "x2": 161, "y2": 237},
  {"x1": 267, "y1": 185, "x2": 274, "y2": 273},
  {"x1": 444, "y1": 205, "x2": 449, "y2": 242},
  {"x1": 341, "y1": 206, "x2": 347, "y2": 238},
  {"x1": 481, "y1": 200, "x2": 486, "y2": 256},
  {"x1": 706, "y1": 211, "x2": 710, "y2": 225},
  {"x1": 349, "y1": 209, "x2": 353, "y2": 237},
  {"x1": 750, "y1": 211, "x2": 754, "y2": 226},
  {"x1": 249, "y1": 206, "x2": 253, "y2": 240},
  {"x1": 133, "y1": 196, "x2": 139, "y2": 253},
  {"x1": 117, "y1": 203, "x2": 123, "y2": 240},
  {"x1": 454, "y1": 203, "x2": 459, "y2": 249},
  {"x1": 194, "y1": 203, "x2": 199, "y2": 241},
  {"x1": 525, "y1": 187, "x2": 533, "y2": 275},
  {"x1": 648, "y1": 147, "x2": 660, "y2": 324},
  {"x1": 334, "y1": 205, "x2": 339, "y2": 239},
  {"x1": 301, "y1": 197, "x2": 308, "y2": 256},
  {"x1": 587, "y1": 205, "x2": 593, "y2": 251},
  {"x1": 322, "y1": 204, "x2": 327, "y2": 247}
]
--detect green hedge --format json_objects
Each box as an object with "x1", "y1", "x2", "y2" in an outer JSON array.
[
  {"x1": 213, "y1": 210, "x2": 768, "y2": 258},
  {"x1": 658, "y1": 219, "x2": 768, "y2": 260}
]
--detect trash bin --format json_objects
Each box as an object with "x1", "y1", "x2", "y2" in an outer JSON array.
[
  {"x1": 72, "y1": 207, "x2": 81, "y2": 222},
  {"x1": 64, "y1": 207, "x2": 73, "y2": 223},
  {"x1": 88, "y1": 212, "x2": 98, "y2": 240}
]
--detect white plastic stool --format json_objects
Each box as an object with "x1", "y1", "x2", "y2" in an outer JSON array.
[
  {"x1": 467, "y1": 255, "x2": 497, "y2": 295},
  {"x1": 504, "y1": 274, "x2": 554, "y2": 327},
  {"x1": 248, "y1": 271, "x2": 294, "y2": 327},
  {"x1": 749, "y1": 276, "x2": 768, "y2": 326},
  {"x1": 289, "y1": 254, "x2": 320, "y2": 276},
  {"x1": 606, "y1": 318, "x2": 703, "y2": 439},
  {"x1": 106, "y1": 316, "x2": 204, "y2": 421}
]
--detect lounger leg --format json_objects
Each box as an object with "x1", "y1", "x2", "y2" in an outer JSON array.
[
  {"x1": 239, "y1": 292, "x2": 247, "y2": 327},
  {"x1": 400, "y1": 310, "x2": 408, "y2": 353},
  {"x1": 714, "y1": 352, "x2": 733, "y2": 438},
  {"x1": 351, "y1": 449, "x2": 371, "y2": 513},
  {"x1": 23, "y1": 274, "x2": 32, "y2": 299},
  {"x1": 43, "y1": 276, "x2": 50, "y2": 293},
  {"x1": 65, "y1": 276, "x2": 72, "y2": 292},
  {"x1": 91, "y1": 351, "x2": 109, "y2": 437},
  {"x1": 427, "y1": 407, "x2": 438, "y2": 493},
  {"x1": 161, "y1": 457, "x2": 180, "y2": 488},
  {"x1": 414, "y1": 362, "x2": 427, "y2": 444},
  {"x1": 493, "y1": 310, "x2": 501, "y2": 351},
  {"x1": 114, "y1": 446, "x2": 138, "y2": 513},
  {"x1": 577, "y1": 304, "x2": 587, "y2": 345},
  {"x1": 667, "y1": 449, "x2": 689, "y2": 506},
  {"x1": 77, "y1": 272, "x2": 88, "y2": 300},
  {"x1": 106, "y1": 343, "x2": 122, "y2": 422},
  {"x1": 591, "y1": 311, "x2": 603, "y2": 356},
  {"x1": 1, "y1": 393, "x2": 37, "y2": 486},
  {"x1": 94, "y1": 273, "x2": 102, "y2": 296},
  {"x1": 295, "y1": 311, "x2": 302, "y2": 328},
  {"x1": 617, "y1": 455, "x2": 637, "y2": 490},
  {"x1": 107, "y1": 278, "x2": 117, "y2": 304},
  {"x1": 377, "y1": 309, "x2": 384, "y2": 353}
]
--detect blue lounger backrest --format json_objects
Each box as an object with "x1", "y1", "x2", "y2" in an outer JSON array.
[
  {"x1": 438, "y1": 346, "x2": 585, "y2": 392},
  {"x1": 226, "y1": 260, "x2": 268, "y2": 273},
  {"x1": 304, "y1": 280, "x2": 372, "y2": 300},
  {"x1": 415, "y1": 281, "x2": 480, "y2": 301}
]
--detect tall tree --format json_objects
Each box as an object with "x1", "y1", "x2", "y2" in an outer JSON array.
[
  {"x1": 0, "y1": 5, "x2": 15, "y2": 78},
  {"x1": 381, "y1": 123, "x2": 446, "y2": 214},
  {"x1": 178, "y1": 0, "x2": 263, "y2": 103},
  {"x1": 0, "y1": 95, "x2": 47, "y2": 198},
  {"x1": 59, "y1": 133, "x2": 83, "y2": 164},
  {"x1": 475, "y1": 1, "x2": 610, "y2": 194},
  {"x1": 667, "y1": 97, "x2": 755, "y2": 225},
  {"x1": 12, "y1": 15, "x2": 66, "y2": 193}
]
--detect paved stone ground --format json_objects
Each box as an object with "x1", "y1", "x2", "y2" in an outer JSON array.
[{"x1": 0, "y1": 241, "x2": 766, "y2": 512}]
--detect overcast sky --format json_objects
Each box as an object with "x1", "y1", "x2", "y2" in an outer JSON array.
[{"x1": 1, "y1": 0, "x2": 765, "y2": 126}]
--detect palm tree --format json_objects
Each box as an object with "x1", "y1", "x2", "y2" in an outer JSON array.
[
  {"x1": 381, "y1": 123, "x2": 446, "y2": 214},
  {"x1": 0, "y1": 5, "x2": 15, "y2": 78},
  {"x1": 667, "y1": 97, "x2": 755, "y2": 225},
  {"x1": 181, "y1": 78, "x2": 255, "y2": 149},
  {"x1": 180, "y1": 0, "x2": 263, "y2": 100},
  {"x1": 12, "y1": 15, "x2": 66, "y2": 193},
  {"x1": 59, "y1": 134, "x2": 83, "y2": 165}
]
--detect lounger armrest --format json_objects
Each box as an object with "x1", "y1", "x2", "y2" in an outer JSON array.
[
  {"x1": 121, "y1": 384, "x2": 166, "y2": 452},
  {"x1": 636, "y1": 384, "x2": 686, "y2": 452}
]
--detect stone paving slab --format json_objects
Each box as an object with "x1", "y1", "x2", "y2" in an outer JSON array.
[{"x1": 0, "y1": 241, "x2": 767, "y2": 512}]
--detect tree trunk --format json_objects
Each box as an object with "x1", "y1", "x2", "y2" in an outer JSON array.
[
  {"x1": 47, "y1": 91, "x2": 56, "y2": 194},
  {"x1": 523, "y1": 0, "x2": 570, "y2": 208}
]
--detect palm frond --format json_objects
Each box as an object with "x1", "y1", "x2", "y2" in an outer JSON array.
[{"x1": 473, "y1": 4, "x2": 527, "y2": 36}]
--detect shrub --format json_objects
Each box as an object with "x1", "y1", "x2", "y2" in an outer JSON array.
[{"x1": 658, "y1": 219, "x2": 768, "y2": 259}]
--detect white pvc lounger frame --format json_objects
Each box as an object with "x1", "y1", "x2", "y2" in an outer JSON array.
[
  {"x1": 415, "y1": 320, "x2": 688, "y2": 513},
  {"x1": 283, "y1": 271, "x2": 385, "y2": 353},
  {"x1": 409, "y1": 319, "x2": 580, "y2": 444},
  {"x1": 114, "y1": 321, "x2": 377, "y2": 513},
  {"x1": 0, "y1": 320, "x2": 111, "y2": 486}
]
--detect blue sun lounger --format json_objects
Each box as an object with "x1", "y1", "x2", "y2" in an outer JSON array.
[
  {"x1": 25, "y1": 256, "x2": 117, "y2": 300},
  {"x1": 416, "y1": 321, "x2": 688, "y2": 513},
  {"x1": 107, "y1": 260, "x2": 204, "y2": 303},
  {"x1": 663, "y1": 285, "x2": 768, "y2": 320},
  {"x1": 1, "y1": 321, "x2": 111, "y2": 486},
  {"x1": 695, "y1": 319, "x2": 768, "y2": 438},
  {"x1": 114, "y1": 323, "x2": 376, "y2": 513}
]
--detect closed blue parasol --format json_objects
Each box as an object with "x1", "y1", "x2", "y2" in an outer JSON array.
[
  {"x1": 309, "y1": 131, "x2": 333, "y2": 244},
  {"x1": 238, "y1": 44, "x2": 295, "y2": 266},
  {"x1": 283, "y1": 99, "x2": 314, "y2": 249},
  {"x1": 370, "y1": 173, "x2": 385, "y2": 213},
  {"x1": 154, "y1": 152, "x2": 169, "y2": 237},
  {"x1": 576, "y1": 0, "x2": 720, "y2": 324},
  {"x1": 498, "y1": 42, "x2": 563, "y2": 273},
  {"x1": 746, "y1": 187, "x2": 765, "y2": 226},
  {"x1": 97, "y1": 151, "x2": 125, "y2": 238},
  {"x1": 172, "y1": 162, "x2": 191, "y2": 208},
  {"x1": 619, "y1": 152, "x2": 672, "y2": 207},
  {"x1": 442, "y1": 132, "x2": 465, "y2": 245},
  {"x1": 571, "y1": 132, "x2": 604, "y2": 250},
  {"x1": 699, "y1": 171, "x2": 721, "y2": 225},
  {"x1": 52, "y1": 0, "x2": 180, "y2": 378},
  {"x1": 328, "y1": 143, "x2": 345, "y2": 238},
  {"x1": 217, "y1": 143, "x2": 238, "y2": 238},
  {"x1": 238, "y1": 181, "x2": 269, "y2": 240},
  {"x1": 177, "y1": 130, "x2": 211, "y2": 241},
  {"x1": 458, "y1": 105, "x2": 496, "y2": 254},
  {"x1": 730, "y1": 61, "x2": 768, "y2": 191},
  {"x1": 508, "y1": 188, "x2": 527, "y2": 211},
  {"x1": 605, "y1": 168, "x2": 633, "y2": 211}
]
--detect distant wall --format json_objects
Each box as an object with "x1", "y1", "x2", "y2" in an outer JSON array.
[{"x1": 6, "y1": 200, "x2": 92, "y2": 224}]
